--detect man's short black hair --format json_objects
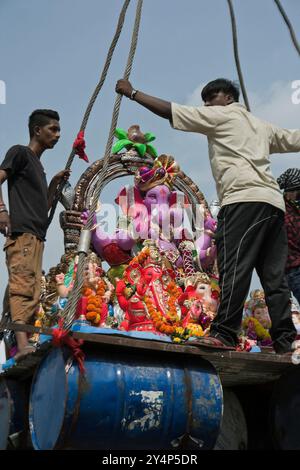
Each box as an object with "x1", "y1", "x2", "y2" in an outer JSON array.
[
  {"x1": 201, "y1": 78, "x2": 240, "y2": 102},
  {"x1": 28, "y1": 109, "x2": 60, "y2": 138}
]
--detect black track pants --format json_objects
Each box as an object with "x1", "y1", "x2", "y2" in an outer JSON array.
[{"x1": 210, "y1": 202, "x2": 296, "y2": 353}]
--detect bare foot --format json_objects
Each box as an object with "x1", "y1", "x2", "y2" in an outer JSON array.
[{"x1": 14, "y1": 345, "x2": 36, "y2": 362}]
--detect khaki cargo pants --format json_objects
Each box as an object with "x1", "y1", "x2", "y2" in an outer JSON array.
[{"x1": 4, "y1": 233, "x2": 44, "y2": 324}]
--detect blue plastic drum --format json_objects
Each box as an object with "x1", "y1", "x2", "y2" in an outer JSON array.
[
  {"x1": 29, "y1": 347, "x2": 223, "y2": 450},
  {"x1": 0, "y1": 380, "x2": 10, "y2": 449},
  {"x1": 270, "y1": 366, "x2": 300, "y2": 449},
  {"x1": 0, "y1": 379, "x2": 28, "y2": 449}
]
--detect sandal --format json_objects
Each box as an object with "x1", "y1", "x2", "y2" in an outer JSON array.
[{"x1": 189, "y1": 335, "x2": 236, "y2": 350}]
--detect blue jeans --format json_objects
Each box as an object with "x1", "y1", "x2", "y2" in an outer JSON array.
[{"x1": 287, "y1": 266, "x2": 300, "y2": 305}]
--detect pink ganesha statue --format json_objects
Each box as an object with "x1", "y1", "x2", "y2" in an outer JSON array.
[{"x1": 87, "y1": 152, "x2": 217, "y2": 273}]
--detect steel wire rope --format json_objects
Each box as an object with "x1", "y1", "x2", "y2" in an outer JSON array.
[
  {"x1": 274, "y1": 0, "x2": 300, "y2": 56},
  {"x1": 62, "y1": 0, "x2": 144, "y2": 330},
  {"x1": 47, "y1": 0, "x2": 131, "y2": 228},
  {"x1": 227, "y1": 0, "x2": 251, "y2": 111}
]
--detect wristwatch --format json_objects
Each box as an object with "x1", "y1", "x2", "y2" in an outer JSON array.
[{"x1": 130, "y1": 89, "x2": 138, "y2": 100}]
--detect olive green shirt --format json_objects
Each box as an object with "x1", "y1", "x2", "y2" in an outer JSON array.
[{"x1": 171, "y1": 102, "x2": 300, "y2": 212}]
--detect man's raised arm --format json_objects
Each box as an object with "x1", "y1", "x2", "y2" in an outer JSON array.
[
  {"x1": 115, "y1": 79, "x2": 172, "y2": 121},
  {"x1": 269, "y1": 125, "x2": 300, "y2": 154}
]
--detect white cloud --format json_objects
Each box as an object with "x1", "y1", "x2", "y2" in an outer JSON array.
[
  {"x1": 251, "y1": 81, "x2": 299, "y2": 128},
  {"x1": 186, "y1": 82, "x2": 207, "y2": 106}
]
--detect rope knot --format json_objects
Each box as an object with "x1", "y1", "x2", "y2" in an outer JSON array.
[
  {"x1": 52, "y1": 319, "x2": 86, "y2": 375},
  {"x1": 73, "y1": 131, "x2": 89, "y2": 163}
]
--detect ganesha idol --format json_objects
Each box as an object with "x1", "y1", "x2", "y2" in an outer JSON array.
[
  {"x1": 54, "y1": 252, "x2": 115, "y2": 327},
  {"x1": 116, "y1": 242, "x2": 182, "y2": 334},
  {"x1": 241, "y1": 289, "x2": 272, "y2": 348},
  {"x1": 179, "y1": 272, "x2": 219, "y2": 333},
  {"x1": 87, "y1": 133, "x2": 217, "y2": 273}
]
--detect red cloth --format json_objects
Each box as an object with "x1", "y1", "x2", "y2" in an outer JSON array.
[
  {"x1": 102, "y1": 243, "x2": 132, "y2": 266},
  {"x1": 73, "y1": 130, "x2": 89, "y2": 163},
  {"x1": 52, "y1": 319, "x2": 86, "y2": 374},
  {"x1": 77, "y1": 296, "x2": 88, "y2": 318}
]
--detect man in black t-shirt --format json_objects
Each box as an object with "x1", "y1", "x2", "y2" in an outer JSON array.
[{"x1": 0, "y1": 109, "x2": 70, "y2": 361}]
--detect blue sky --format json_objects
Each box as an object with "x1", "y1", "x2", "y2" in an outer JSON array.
[{"x1": 0, "y1": 0, "x2": 299, "y2": 317}]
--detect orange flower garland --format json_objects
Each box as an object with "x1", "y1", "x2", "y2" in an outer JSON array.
[
  {"x1": 144, "y1": 280, "x2": 182, "y2": 336},
  {"x1": 127, "y1": 246, "x2": 186, "y2": 337},
  {"x1": 83, "y1": 279, "x2": 106, "y2": 325},
  {"x1": 129, "y1": 246, "x2": 150, "y2": 267}
]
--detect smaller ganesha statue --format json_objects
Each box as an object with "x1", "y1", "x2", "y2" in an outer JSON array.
[
  {"x1": 178, "y1": 272, "x2": 220, "y2": 337},
  {"x1": 52, "y1": 252, "x2": 115, "y2": 327},
  {"x1": 79, "y1": 253, "x2": 115, "y2": 327},
  {"x1": 239, "y1": 289, "x2": 272, "y2": 350},
  {"x1": 50, "y1": 255, "x2": 79, "y2": 317}
]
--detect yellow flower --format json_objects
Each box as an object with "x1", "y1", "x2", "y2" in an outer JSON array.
[
  {"x1": 175, "y1": 327, "x2": 184, "y2": 335},
  {"x1": 242, "y1": 316, "x2": 271, "y2": 340},
  {"x1": 187, "y1": 323, "x2": 204, "y2": 337},
  {"x1": 173, "y1": 337, "x2": 183, "y2": 343}
]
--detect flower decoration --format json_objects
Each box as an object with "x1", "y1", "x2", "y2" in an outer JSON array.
[
  {"x1": 83, "y1": 280, "x2": 106, "y2": 325},
  {"x1": 242, "y1": 316, "x2": 271, "y2": 341},
  {"x1": 185, "y1": 323, "x2": 205, "y2": 338},
  {"x1": 143, "y1": 279, "x2": 182, "y2": 337},
  {"x1": 135, "y1": 154, "x2": 180, "y2": 192},
  {"x1": 236, "y1": 335, "x2": 256, "y2": 352},
  {"x1": 73, "y1": 130, "x2": 89, "y2": 163},
  {"x1": 112, "y1": 125, "x2": 158, "y2": 158}
]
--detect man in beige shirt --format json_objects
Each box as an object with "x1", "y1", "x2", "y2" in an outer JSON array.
[{"x1": 116, "y1": 77, "x2": 300, "y2": 354}]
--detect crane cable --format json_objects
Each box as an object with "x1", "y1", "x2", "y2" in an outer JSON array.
[
  {"x1": 47, "y1": 0, "x2": 131, "y2": 228},
  {"x1": 62, "y1": 0, "x2": 144, "y2": 330},
  {"x1": 274, "y1": 0, "x2": 300, "y2": 56},
  {"x1": 227, "y1": 0, "x2": 251, "y2": 111}
]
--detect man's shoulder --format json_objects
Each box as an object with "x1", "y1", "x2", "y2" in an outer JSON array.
[
  {"x1": 1, "y1": 145, "x2": 29, "y2": 173},
  {"x1": 6, "y1": 144, "x2": 29, "y2": 157}
]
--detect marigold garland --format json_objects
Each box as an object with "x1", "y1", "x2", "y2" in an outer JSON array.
[
  {"x1": 83, "y1": 279, "x2": 106, "y2": 325},
  {"x1": 143, "y1": 279, "x2": 182, "y2": 336},
  {"x1": 185, "y1": 323, "x2": 205, "y2": 338},
  {"x1": 242, "y1": 316, "x2": 271, "y2": 341},
  {"x1": 125, "y1": 245, "x2": 206, "y2": 343},
  {"x1": 129, "y1": 246, "x2": 150, "y2": 266}
]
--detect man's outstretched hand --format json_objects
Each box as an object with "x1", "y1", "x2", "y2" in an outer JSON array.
[
  {"x1": 116, "y1": 79, "x2": 133, "y2": 98},
  {"x1": 53, "y1": 169, "x2": 71, "y2": 185},
  {"x1": 0, "y1": 211, "x2": 11, "y2": 237},
  {"x1": 48, "y1": 169, "x2": 71, "y2": 210}
]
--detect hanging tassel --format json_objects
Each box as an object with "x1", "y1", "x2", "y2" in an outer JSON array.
[{"x1": 73, "y1": 130, "x2": 89, "y2": 163}]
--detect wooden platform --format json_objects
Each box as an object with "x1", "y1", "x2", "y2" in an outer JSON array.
[{"x1": 0, "y1": 323, "x2": 295, "y2": 387}]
